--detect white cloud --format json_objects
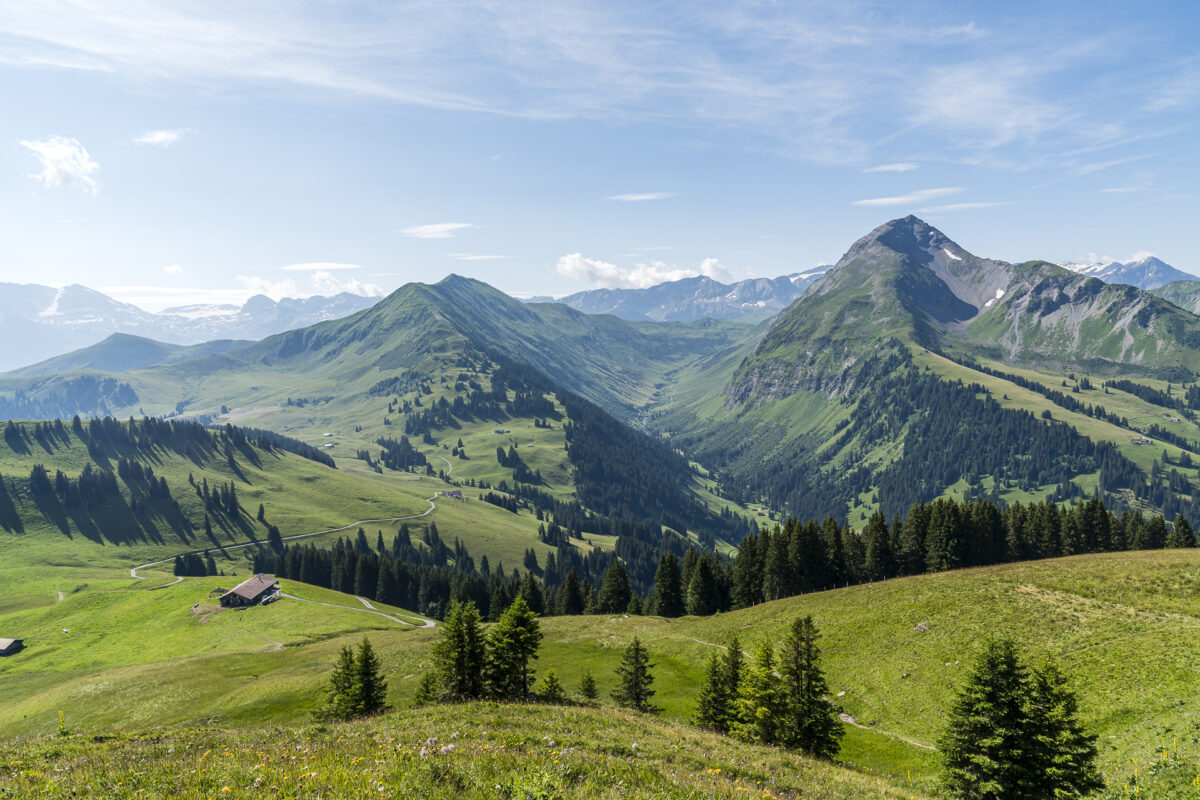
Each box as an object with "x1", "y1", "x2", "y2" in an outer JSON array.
[
  {"x1": 163, "y1": 264, "x2": 185, "y2": 276},
  {"x1": 449, "y1": 253, "x2": 510, "y2": 260},
  {"x1": 863, "y1": 162, "x2": 919, "y2": 173},
  {"x1": 401, "y1": 222, "x2": 473, "y2": 239},
  {"x1": 19, "y1": 135, "x2": 99, "y2": 193},
  {"x1": 1128, "y1": 250, "x2": 1156, "y2": 262},
  {"x1": 607, "y1": 192, "x2": 676, "y2": 202},
  {"x1": 851, "y1": 187, "x2": 962, "y2": 207},
  {"x1": 556, "y1": 253, "x2": 730, "y2": 289},
  {"x1": 308, "y1": 270, "x2": 383, "y2": 297},
  {"x1": 914, "y1": 201, "x2": 1008, "y2": 212},
  {"x1": 134, "y1": 128, "x2": 187, "y2": 146},
  {"x1": 280, "y1": 261, "x2": 361, "y2": 271},
  {"x1": 1098, "y1": 186, "x2": 1149, "y2": 194}
]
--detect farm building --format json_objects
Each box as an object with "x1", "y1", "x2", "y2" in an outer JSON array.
[
  {"x1": 218, "y1": 574, "x2": 280, "y2": 608},
  {"x1": 441, "y1": 489, "x2": 463, "y2": 499},
  {"x1": 0, "y1": 638, "x2": 24, "y2": 656}
]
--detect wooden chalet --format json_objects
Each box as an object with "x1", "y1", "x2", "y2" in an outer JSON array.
[
  {"x1": 0, "y1": 638, "x2": 24, "y2": 656},
  {"x1": 219, "y1": 574, "x2": 280, "y2": 608}
]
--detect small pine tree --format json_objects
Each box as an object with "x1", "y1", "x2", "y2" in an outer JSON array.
[
  {"x1": 353, "y1": 637, "x2": 389, "y2": 716},
  {"x1": 940, "y1": 639, "x2": 1036, "y2": 799},
  {"x1": 731, "y1": 639, "x2": 784, "y2": 744},
  {"x1": 1025, "y1": 659, "x2": 1102, "y2": 798},
  {"x1": 412, "y1": 670, "x2": 439, "y2": 707},
  {"x1": 612, "y1": 637, "x2": 656, "y2": 712},
  {"x1": 651, "y1": 552, "x2": 684, "y2": 617},
  {"x1": 596, "y1": 561, "x2": 632, "y2": 613},
  {"x1": 316, "y1": 646, "x2": 358, "y2": 720},
  {"x1": 1167, "y1": 514, "x2": 1195, "y2": 547},
  {"x1": 777, "y1": 616, "x2": 842, "y2": 758},
  {"x1": 538, "y1": 668, "x2": 565, "y2": 703},
  {"x1": 579, "y1": 671, "x2": 598, "y2": 700},
  {"x1": 431, "y1": 600, "x2": 487, "y2": 700},
  {"x1": 485, "y1": 595, "x2": 543, "y2": 700},
  {"x1": 693, "y1": 650, "x2": 732, "y2": 731}
]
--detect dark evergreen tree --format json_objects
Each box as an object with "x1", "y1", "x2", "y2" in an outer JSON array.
[
  {"x1": 650, "y1": 552, "x2": 684, "y2": 617},
  {"x1": 612, "y1": 637, "x2": 656, "y2": 712},
  {"x1": 694, "y1": 650, "x2": 733, "y2": 732},
  {"x1": 353, "y1": 637, "x2": 389, "y2": 716},
  {"x1": 940, "y1": 639, "x2": 1034, "y2": 800},
  {"x1": 316, "y1": 645, "x2": 358, "y2": 720},
  {"x1": 731, "y1": 639, "x2": 783, "y2": 744},
  {"x1": 431, "y1": 600, "x2": 486, "y2": 700},
  {"x1": 1167, "y1": 514, "x2": 1195, "y2": 547},
  {"x1": 685, "y1": 555, "x2": 720, "y2": 616},
  {"x1": 486, "y1": 595, "x2": 543, "y2": 700},
  {"x1": 596, "y1": 560, "x2": 632, "y2": 614},
  {"x1": 777, "y1": 616, "x2": 842, "y2": 758},
  {"x1": 579, "y1": 670, "x2": 598, "y2": 700}
]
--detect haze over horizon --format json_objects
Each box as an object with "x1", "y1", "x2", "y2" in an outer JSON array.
[{"x1": 2, "y1": 1, "x2": 1199, "y2": 309}]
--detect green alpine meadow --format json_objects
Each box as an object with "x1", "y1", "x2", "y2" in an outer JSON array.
[{"x1": 5, "y1": 4, "x2": 1200, "y2": 796}]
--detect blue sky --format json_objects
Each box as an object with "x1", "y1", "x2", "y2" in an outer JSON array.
[{"x1": 0, "y1": 0, "x2": 1197, "y2": 309}]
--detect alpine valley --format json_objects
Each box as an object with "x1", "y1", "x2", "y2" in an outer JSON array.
[{"x1": 9, "y1": 216, "x2": 1200, "y2": 798}]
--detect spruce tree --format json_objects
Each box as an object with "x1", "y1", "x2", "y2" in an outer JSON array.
[
  {"x1": 596, "y1": 561, "x2": 632, "y2": 613},
  {"x1": 559, "y1": 568, "x2": 586, "y2": 614},
  {"x1": 538, "y1": 668, "x2": 565, "y2": 702},
  {"x1": 1166, "y1": 514, "x2": 1195, "y2": 547},
  {"x1": 685, "y1": 555, "x2": 720, "y2": 616},
  {"x1": 940, "y1": 638, "x2": 1036, "y2": 799},
  {"x1": 651, "y1": 552, "x2": 684, "y2": 617},
  {"x1": 412, "y1": 670, "x2": 439, "y2": 707},
  {"x1": 778, "y1": 616, "x2": 842, "y2": 758},
  {"x1": 731, "y1": 639, "x2": 783, "y2": 744},
  {"x1": 723, "y1": 635, "x2": 744, "y2": 701},
  {"x1": 862, "y1": 511, "x2": 894, "y2": 580},
  {"x1": 317, "y1": 645, "x2": 358, "y2": 720},
  {"x1": 486, "y1": 595, "x2": 543, "y2": 700},
  {"x1": 1025, "y1": 660, "x2": 1102, "y2": 798},
  {"x1": 579, "y1": 670, "x2": 598, "y2": 699},
  {"x1": 694, "y1": 650, "x2": 733, "y2": 731},
  {"x1": 612, "y1": 637, "x2": 656, "y2": 712},
  {"x1": 431, "y1": 600, "x2": 486, "y2": 700},
  {"x1": 353, "y1": 637, "x2": 389, "y2": 716}
]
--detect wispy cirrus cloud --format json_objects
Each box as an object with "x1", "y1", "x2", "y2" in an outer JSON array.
[
  {"x1": 915, "y1": 201, "x2": 1009, "y2": 212},
  {"x1": 401, "y1": 222, "x2": 473, "y2": 239},
  {"x1": 449, "y1": 253, "x2": 509, "y2": 261},
  {"x1": 19, "y1": 135, "x2": 99, "y2": 193},
  {"x1": 280, "y1": 261, "x2": 361, "y2": 271},
  {"x1": 607, "y1": 192, "x2": 675, "y2": 202},
  {"x1": 851, "y1": 187, "x2": 962, "y2": 207},
  {"x1": 863, "y1": 162, "x2": 919, "y2": 173},
  {"x1": 1098, "y1": 186, "x2": 1149, "y2": 194},
  {"x1": 0, "y1": 1, "x2": 1167, "y2": 168},
  {"x1": 134, "y1": 128, "x2": 188, "y2": 146},
  {"x1": 163, "y1": 264, "x2": 185, "y2": 276}
]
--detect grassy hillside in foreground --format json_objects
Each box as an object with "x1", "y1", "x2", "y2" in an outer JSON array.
[
  {"x1": 9, "y1": 550, "x2": 1200, "y2": 795},
  {"x1": 0, "y1": 704, "x2": 928, "y2": 800}
]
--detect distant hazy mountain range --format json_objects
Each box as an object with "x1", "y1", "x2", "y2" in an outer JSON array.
[
  {"x1": 0, "y1": 283, "x2": 380, "y2": 372},
  {"x1": 527, "y1": 270, "x2": 830, "y2": 322},
  {"x1": 1059, "y1": 255, "x2": 1194, "y2": 290}
]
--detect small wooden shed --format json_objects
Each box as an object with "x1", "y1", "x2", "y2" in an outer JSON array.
[
  {"x1": 218, "y1": 575, "x2": 279, "y2": 608},
  {"x1": 0, "y1": 638, "x2": 24, "y2": 656}
]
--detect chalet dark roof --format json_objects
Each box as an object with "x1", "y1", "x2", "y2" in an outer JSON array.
[
  {"x1": 220, "y1": 574, "x2": 278, "y2": 602},
  {"x1": 0, "y1": 638, "x2": 24, "y2": 654}
]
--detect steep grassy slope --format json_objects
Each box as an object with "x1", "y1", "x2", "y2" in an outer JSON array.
[
  {"x1": 0, "y1": 704, "x2": 926, "y2": 800},
  {"x1": 7, "y1": 549, "x2": 1200, "y2": 796}
]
